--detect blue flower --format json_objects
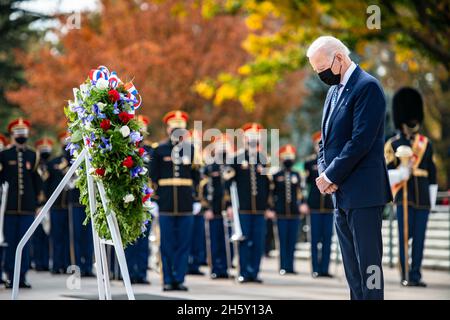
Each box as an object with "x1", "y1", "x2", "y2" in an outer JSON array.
[
  {"x1": 65, "y1": 142, "x2": 80, "y2": 156},
  {"x1": 99, "y1": 137, "x2": 112, "y2": 153},
  {"x1": 130, "y1": 166, "x2": 143, "y2": 178},
  {"x1": 72, "y1": 104, "x2": 86, "y2": 119},
  {"x1": 92, "y1": 104, "x2": 106, "y2": 119},
  {"x1": 113, "y1": 102, "x2": 120, "y2": 115},
  {"x1": 142, "y1": 185, "x2": 153, "y2": 195},
  {"x1": 129, "y1": 131, "x2": 142, "y2": 144}
]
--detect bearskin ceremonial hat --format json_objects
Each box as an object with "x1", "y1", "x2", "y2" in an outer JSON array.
[{"x1": 392, "y1": 87, "x2": 424, "y2": 129}]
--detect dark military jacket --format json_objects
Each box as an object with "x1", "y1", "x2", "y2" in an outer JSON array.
[
  {"x1": 225, "y1": 150, "x2": 271, "y2": 214},
  {"x1": 304, "y1": 154, "x2": 334, "y2": 213},
  {"x1": 47, "y1": 155, "x2": 71, "y2": 209},
  {"x1": 201, "y1": 162, "x2": 230, "y2": 217},
  {"x1": 149, "y1": 140, "x2": 199, "y2": 214},
  {"x1": 0, "y1": 145, "x2": 42, "y2": 214},
  {"x1": 385, "y1": 132, "x2": 437, "y2": 209},
  {"x1": 272, "y1": 169, "x2": 303, "y2": 218}
]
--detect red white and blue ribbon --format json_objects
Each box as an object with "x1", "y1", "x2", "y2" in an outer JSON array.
[
  {"x1": 88, "y1": 66, "x2": 142, "y2": 109},
  {"x1": 124, "y1": 81, "x2": 142, "y2": 109}
]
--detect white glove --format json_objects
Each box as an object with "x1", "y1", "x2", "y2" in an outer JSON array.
[
  {"x1": 429, "y1": 184, "x2": 438, "y2": 211},
  {"x1": 42, "y1": 214, "x2": 51, "y2": 235},
  {"x1": 193, "y1": 202, "x2": 202, "y2": 215},
  {"x1": 151, "y1": 202, "x2": 159, "y2": 217},
  {"x1": 388, "y1": 166, "x2": 410, "y2": 186}
]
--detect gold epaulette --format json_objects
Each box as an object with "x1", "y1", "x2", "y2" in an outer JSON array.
[
  {"x1": 151, "y1": 142, "x2": 159, "y2": 149},
  {"x1": 384, "y1": 135, "x2": 400, "y2": 166},
  {"x1": 222, "y1": 167, "x2": 235, "y2": 181},
  {"x1": 199, "y1": 177, "x2": 209, "y2": 190}
]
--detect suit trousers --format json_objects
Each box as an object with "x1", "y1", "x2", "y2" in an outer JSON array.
[{"x1": 334, "y1": 206, "x2": 384, "y2": 300}]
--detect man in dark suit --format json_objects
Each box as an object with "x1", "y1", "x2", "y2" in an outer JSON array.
[{"x1": 307, "y1": 36, "x2": 392, "y2": 300}]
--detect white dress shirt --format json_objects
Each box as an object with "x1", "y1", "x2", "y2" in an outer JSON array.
[{"x1": 323, "y1": 62, "x2": 357, "y2": 184}]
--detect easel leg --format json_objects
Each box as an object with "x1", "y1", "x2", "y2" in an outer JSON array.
[
  {"x1": 97, "y1": 181, "x2": 135, "y2": 300},
  {"x1": 85, "y1": 157, "x2": 106, "y2": 300}
]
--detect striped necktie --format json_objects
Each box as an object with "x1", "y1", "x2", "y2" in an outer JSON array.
[{"x1": 324, "y1": 84, "x2": 343, "y2": 136}]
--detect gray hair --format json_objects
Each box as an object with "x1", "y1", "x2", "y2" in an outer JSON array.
[{"x1": 306, "y1": 36, "x2": 350, "y2": 58}]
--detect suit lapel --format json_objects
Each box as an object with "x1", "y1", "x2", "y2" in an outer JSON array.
[{"x1": 324, "y1": 66, "x2": 362, "y2": 142}]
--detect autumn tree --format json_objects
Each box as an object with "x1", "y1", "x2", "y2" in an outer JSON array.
[
  {"x1": 0, "y1": 0, "x2": 46, "y2": 131},
  {"x1": 192, "y1": 0, "x2": 450, "y2": 186},
  {"x1": 6, "y1": 0, "x2": 305, "y2": 142}
]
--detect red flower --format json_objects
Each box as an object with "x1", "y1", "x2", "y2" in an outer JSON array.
[
  {"x1": 100, "y1": 119, "x2": 111, "y2": 131},
  {"x1": 95, "y1": 168, "x2": 105, "y2": 176},
  {"x1": 142, "y1": 194, "x2": 151, "y2": 203},
  {"x1": 122, "y1": 156, "x2": 134, "y2": 168},
  {"x1": 108, "y1": 89, "x2": 120, "y2": 102},
  {"x1": 138, "y1": 147, "x2": 145, "y2": 157},
  {"x1": 118, "y1": 112, "x2": 134, "y2": 124}
]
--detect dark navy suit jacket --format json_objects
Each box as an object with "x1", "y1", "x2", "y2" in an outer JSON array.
[{"x1": 318, "y1": 65, "x2": 392, "y2": 209}]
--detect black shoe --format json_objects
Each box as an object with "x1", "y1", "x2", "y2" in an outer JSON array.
[
  {"x1": 19, "y1": 280, "x2": 32, "y2": 289},
  {"x1": 51, "y1": 268, "x2": 65, "y2": 275},
  {"x1": 4, "y1": 280, "x2": 12, "y2": 289},
  {"x1": 81, "y1": 271, "x2": 95, "y2": 277},
  {"x1": 135, "y1": 278, "x2": 150, "y2": 285},
  {"x1": 187, "y1": 269, "x2": 205, "y2": 276},
  {"x1": 318, "y1": 273, "x2": 333, "y2": 278},
  {"x1": 251, "y1": 278, "x2": 263, "y2": 284},
  {"x1": 163, "y1": 284, "x2": 176, "y2": 291},
  {"x1": 35, "y1": 267, "x2": 49, "y2": 272},
  {"x1": 175, "y1": 283, "x2": 189, "y2": 291},
  {"x1": 403, "y1": 280, "x2": 427, "y2": 287},
  {"x1": 286, "y1": 271, "x2": 298, "y2": 275},
  {"x1": 237, "y1": 276, "x2": 251, "y2": 284},
  {"x1": 211, "y1": 273, "x2": 229, "y2": 279},
  {"x1": 312, "y1": 272, "x2": 319, "y2": 278}
]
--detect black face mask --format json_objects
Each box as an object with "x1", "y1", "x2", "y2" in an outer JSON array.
[
  {"x1": 283, "y1": 160, "x2": 294, "y2": 169},
  {"x1": 15, "y1": 136, "x2": 28, "y2": 145},
  {"x1": 40, "y1": 152, "x2": 51, "y2": 160},
  {"x1": 318, "y1": 55, "x2": 341, "y2": 86}
]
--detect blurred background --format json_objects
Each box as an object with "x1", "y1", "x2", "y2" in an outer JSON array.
[{"x1": 0, "y1": 0, "x2": 449, "y2": 189}]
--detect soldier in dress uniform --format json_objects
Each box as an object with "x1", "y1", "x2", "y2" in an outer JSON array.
[
  {"x1": 0, "y1": 118, "x2": 42, "y2": 288},
  {"x1": 124, "y1": 115, "x2": 152, "y2": 284},
  {"x1": 201, "y1": 134, "x2": 233, "y2": 279},
  {"x1": 271, "y1": 144, "x2": 306, "y2": 275},
  {"x1": 224, "y1": 122, "x2": 271, "y2": 283},
  {"x1": 31, "y1": 137, "x2": 54, "y2": 271},
  {"x1": 385, "y1": 87, "x2": 438, "y2": 287},
  {"x1": 304, "y1": 131, "x2": 334, "y2": 278},
  {"x1": 149, "y1": 110, "x2": 199, "y2": 291},
  {"x1": 0, "y1": 133, "x2": 9, "y2": 284},
  {"x1": 46, "y1": 131, "x2": 72, "y2": 274},
  {"x1": 187, "y1": 128, "x2": 206, "y2": 276}
]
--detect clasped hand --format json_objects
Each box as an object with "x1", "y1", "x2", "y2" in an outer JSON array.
[{"x1": 316, "y1": 174, "x2": 338, "y2": 194}]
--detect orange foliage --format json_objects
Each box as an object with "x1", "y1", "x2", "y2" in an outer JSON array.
[{"x1": 7, "y1": 0, "x2": 304, "y2": 140}]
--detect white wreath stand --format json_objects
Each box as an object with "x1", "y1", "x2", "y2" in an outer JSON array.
[{"x1": 11, "y1": 148, "x2": 135, "y2": 300}]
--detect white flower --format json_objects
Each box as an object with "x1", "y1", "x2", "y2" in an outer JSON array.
[
  {"x1": 80, "y1": 84, "x2": 89, "y2": 98},
  {"x1": 139, "y1": 167, "x2": 148, "y2": 175},
  {"x1": 96, "y1": 78, "x2": 109, "y2": 90},
  {"x1": 97, "y1": 102, "x2": 106, "y2": 111},
  {"x1": 120, "y1": 125, "x2": 130, "y2": 137},
  {"x1": 88, "y1": 168, "x2": 95, "y2": 175},
  {"x1": 123, "y1": 194, "x2": 135, "y2": 203}
]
